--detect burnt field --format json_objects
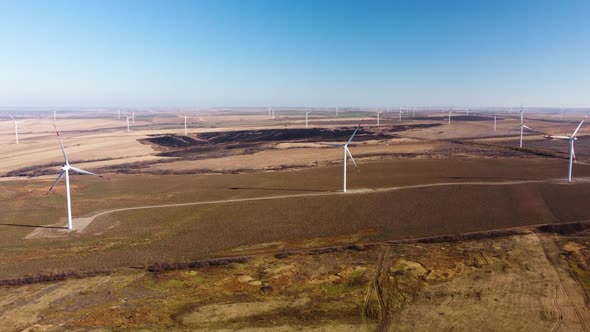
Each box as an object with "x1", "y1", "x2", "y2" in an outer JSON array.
[
  {"x1": 412, "y1": 115, "x2": 497, "y2": 122},
  {"x1": 476, "y1": 135, "x2": 590, "y2": 161},
  {"x1": 144, "y1": 127, "x2": 391, "y2": 148}
]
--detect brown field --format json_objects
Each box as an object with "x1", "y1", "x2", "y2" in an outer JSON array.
[{"x1": 2, "y1": 109, "x2": 590, "y2": 330}]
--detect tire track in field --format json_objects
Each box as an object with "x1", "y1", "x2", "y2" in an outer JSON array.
[
  {"x1": 552, "y1": 284, "x2": 563, "y2": 332},
  {"x1": 535, "y1": 231, "x2": 588, "y2": 332}
]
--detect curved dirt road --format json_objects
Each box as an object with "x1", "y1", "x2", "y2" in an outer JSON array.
[{"x1": 72, "y1": 177, "x2": 589, "y2": 232}]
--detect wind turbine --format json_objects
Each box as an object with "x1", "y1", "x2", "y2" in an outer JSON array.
[
  {"x1": 53, "y1": 111, "x2": 57, "y2": 122},
  {"x1": 132, "y1": 112, "x2": 135, "y2": 124},
  {"x1": 9, "y1": 115, "x2": 18, "y2": 144},
  {"x1": 117, "y1": 109, "x2": 120, "y2": 120},
  {"x1": 545, "y1": 121, "x2": 584, "y2": 182},
  {"x1": 47, "y1": 125, "x2": 105, "y2": 230},
  {"x1": 377, "y1": 111, "x2": 381, "y2": 126},
  {"x1": 337, "y1": 124, "x2": 361, "y2": 192},
  {"x1": 124, "y1": 112, "x2": 131, "y2": 133},
  {"x1": 448, "y1": 108, "x2": 452, "y2": 125},
  {"x1": 399, "y1": 108, "x2": 404, "y2": 122},
  {"x1": 184, "y1": 114, "x2": 188, "y2": 135},
  {"x1": 305, "y1": 111, "x2": 310, "y2": 128},
  {"x1": 336, "y1": 106, "x2": 339, "y2": 117},
  {"x1": 493, "y1": 113, "x2": 497, "y2": 132},
  {"x1": 518, "y1": 106, "x2": 532, "y2": 148}
]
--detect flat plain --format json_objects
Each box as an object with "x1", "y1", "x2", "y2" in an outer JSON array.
[{"x1": 2, "y1": 109, "x2": 590, "y2": 331}]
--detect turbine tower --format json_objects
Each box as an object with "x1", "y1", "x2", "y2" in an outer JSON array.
[
  {"x1": 124, "y1": 112, "x2": 131, "y2": 132},
  {"x1": 9, "y1": 115, "x2": 18, "y2": 144},
  {"x1": 184, "y1": 114, "x2": 188, "y2": 135},
  {"x1": 377, "y1": 111, "x2": 381, "y2": 126},
  {"x1": 47, "y1": 125, "x2": 104, "y2": 230},
  {"x1": 118, "y1": 109, "x2": 120, "y2": 120},
  {"x1": 132, "y1": 112, "x2": 135, "y2": 124},
  {"x1": 493, "y1": 113, "x2": 497, "y2": 132},
  {"x1": 305, "y1": 111, "x2": 310, "y2": 128},
  {"x1": 448, "y1": 109, "x2": 452, "y2": 125}
]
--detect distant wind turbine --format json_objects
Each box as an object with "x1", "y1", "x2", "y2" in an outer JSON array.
[
  {"x1": 132, "y1": 112, "x2": 135, "y2": 124},
  {"x1": 377, "y1": 111, "x2": 381, "y2": 126},
  {"x1": 9, "y1": 115, "x2": 18, "y2": 144},
  {"x1": 305, "y1": 111, "x2": 310, "y2": 128},
  {"x1": 184, "y1": 114, "x2": 188, "y2": 135},
  {"x1": 448, "y1": 109, "x2": 452, "y2": 125},
  {"x1": 124, "y1": 113, "x2": 131, "y2": 132},
  {"x1": 545, "y1": 121, "x2": 584, "y2": 182},
  {"x1": 47, "y1": 125, "x2": 105, "y2": 230},
  {"x1": 519, "y1": 106, "x2": 532, "y2": 148},
  {"x1": 399, "y1": 108, "x2": 404, "y2": 122},
  {"x1": 493, "y1": 113, "x2": 497, "y2": 132},
  {"x1": 117, "y1": 109, "x2": 120, "y2": 120}
]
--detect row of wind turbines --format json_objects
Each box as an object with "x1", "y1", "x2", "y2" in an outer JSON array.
[{"x1": 2, "y1": 106, "x2": 585, "y2": 230}]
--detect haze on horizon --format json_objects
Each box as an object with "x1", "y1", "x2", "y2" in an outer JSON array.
[{"x1": 1, "y1": 0, "x2": 589, "y2": 108}]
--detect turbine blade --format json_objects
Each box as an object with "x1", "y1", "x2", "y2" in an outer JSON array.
[
  {"x1": 346, "y1": 123, "x2": 362, "y2": 145},
  {"x1": 47, "y1": 170, "x2": 66, "y2": 194},
  {"x1": 573, "y1": 144, "x2": 577, "y2": 163},
  {"x1": 572, "y1": 120, "x2": 584, "y2": 138},
  {"x1": 53, "y1": 123, "x2": 69, "y2": 164},
  {"x1": 345, "y1": 147, "x2": 359, "y2": 172},
  {"x1": 547, "y1": 135, "x2": 571, "y2": 140},
  {"x1": 522, "y1": 125, "x2": 533, "y2": 130},
  {"x1": 70, "y1": 166, "x2": 103, "y2": 178}
]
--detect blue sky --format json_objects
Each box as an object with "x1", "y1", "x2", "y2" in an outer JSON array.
[{"x1": 1, "y1": 0, "x2": 589, "y2": 108}]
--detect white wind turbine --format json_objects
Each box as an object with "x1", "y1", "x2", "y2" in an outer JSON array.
[
  {"x1": 545, "y1": 121, "x2": 584, "y2": 182},
  {"x1": 47, "y1": 125, "x2": 105, "y2": 230},
  {"x1": 325, "y1": 124, "x2": 362, "y2": 192},
  {"x1": 184, "y1": 114, "x2": 188, "y2": 135},
  {"x1": 305, "y1": 111, "x2": 310, "y2": 128},
  {"x1": 399, "y1": 108, "x2": 404, "y2": 121},
  {"x1": 493, "y1": 113, "x2": 497, "y2": 132},
  {"x1": 117, "y1": 109, "x2": 120, "y2": 120},
  {"x1": 9, "y1": 115, "x2": 18, "y2": 144},
  {"x1": 377, "y1": 111, "x2": 381, "y2": 126},
  {"x1": 448, "y1": 108, "x2": 452, "y2": 125},
  {"x1": 518, "y1": 106, "x2": 532, "y2": 148},
  {"x1": 132, "y1": 112, "x2": 135, "y2": 124},
  {"x1": 124, "y1": 112, "x2": 131, "y2": 132}
]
